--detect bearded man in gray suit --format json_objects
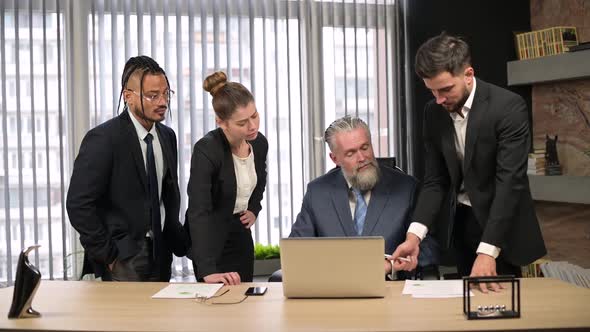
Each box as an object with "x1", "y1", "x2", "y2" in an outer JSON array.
[{"x1": 290, "y1": 116, "x2": 438, "y2": 278}]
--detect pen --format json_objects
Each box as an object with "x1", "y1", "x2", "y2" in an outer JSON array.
[{"x1": 384, "y1": 254, "x2": 411, "y2": 262}]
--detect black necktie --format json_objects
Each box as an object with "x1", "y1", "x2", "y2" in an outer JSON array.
[{"x1": 144, "y1": 133, "x2": 162, "y2": 261}]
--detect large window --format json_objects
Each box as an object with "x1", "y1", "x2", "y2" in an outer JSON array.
[
  {"x1": 1, "y1": 0, "x2": 401, "y2": 285},
  {"x1": 0, "y1": 0, "x2": 69, "y2": 286}
]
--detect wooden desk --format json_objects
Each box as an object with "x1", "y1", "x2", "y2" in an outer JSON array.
[{"x1": 0, "y1": 278, "x2": 589, "y2": 331}]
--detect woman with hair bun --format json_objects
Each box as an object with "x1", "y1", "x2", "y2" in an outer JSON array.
[{"x1": 186, "y1": 72, "x2": 267, "y2": 284}]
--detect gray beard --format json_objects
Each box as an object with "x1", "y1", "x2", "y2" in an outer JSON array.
[{"x1": 343, "y1": 160, "x2": 381, "y2": 192}]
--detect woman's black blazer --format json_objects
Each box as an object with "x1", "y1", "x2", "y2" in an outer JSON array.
[{"x1": 186, "y1": 128, "x2": 268, "y2": 278}]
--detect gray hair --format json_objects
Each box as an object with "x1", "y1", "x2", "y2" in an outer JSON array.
[{"x1": 324, "y1": 116, "x2": 370, "y2": 151}]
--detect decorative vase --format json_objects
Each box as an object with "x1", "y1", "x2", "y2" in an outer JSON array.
[{"x1": 8, "y1": 244, "x2": 42, "y2": 319}]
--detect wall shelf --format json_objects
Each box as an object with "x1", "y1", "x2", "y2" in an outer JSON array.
[
  {"x1": 507, "y1": 50, "x2": 590, "y2": 86},
  {"x1": 528, "y1": 175, "x2": 590, "y2": 204}
]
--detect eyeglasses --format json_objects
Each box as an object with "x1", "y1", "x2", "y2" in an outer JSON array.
[
  {"x1": 194, "y1": 289, "x2": 247, "y2": 305},
  {"x1": 127, "y1": 89, "x2": 175, "y2": 103}
]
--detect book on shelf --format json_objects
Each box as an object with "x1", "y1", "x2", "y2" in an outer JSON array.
[{"x1": 515, "y1": 26, "x2": 578, "y2": 60}]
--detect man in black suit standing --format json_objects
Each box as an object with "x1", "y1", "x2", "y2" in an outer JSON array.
[
  {"x1": 67, "y1": 56, "x2": 188, "y2": 282},
  {"x1": 391, "y1": 33, "x2": 546, "y2": 291}
]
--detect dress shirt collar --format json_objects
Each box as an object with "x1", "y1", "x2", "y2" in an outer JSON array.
[{"x1": 128, "y1": 109, "x2": 157, "y2": 140}]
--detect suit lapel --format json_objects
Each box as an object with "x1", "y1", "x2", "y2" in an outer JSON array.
[
  {"x1": 438, "y1": 109, "x2": 461, "y2": 188},
  {"x1": 361, "y1": 168, "x2": 389, "y2": 236},
  {"x1": 464, "y1": 80, "x2": 489, "y2": 174},
  {"x1": 217, "y1": 129, "x2": 237, "y2": 206},
  {"x1": 121, "y1": 111, "x2": 148, "y2": 193},
  {"x1": 330, "y1": 171, "x2": 357, "y2": 236}
]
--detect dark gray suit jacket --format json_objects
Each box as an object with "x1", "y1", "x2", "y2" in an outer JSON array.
[
  {"x1": 413, "y1": 78, "x2": 546, "y2": 266},
  {"x1": 66, "y1": 110, "x2": 189, "y2": 281},
  {"x1": 290, "y1": 164, "x2": 439, "y2": 266}
]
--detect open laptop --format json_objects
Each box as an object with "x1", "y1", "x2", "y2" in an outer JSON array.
[{"x1": 280, "y1": 237, "x2": 385, "y2": 298}]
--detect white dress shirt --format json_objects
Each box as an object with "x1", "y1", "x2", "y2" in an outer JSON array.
[
  {"x1": 129, "y1": 111, "x2": 166, "y2": 231},
  {"x1": 232, "y1": 144, "x2": 257, "y2": 214},
  {"x1": 408, "y1": 78, "x2": 500, "y2": 259},
  {"x1": 344, "y1": 178, "x2": 372, "y2": 218}
]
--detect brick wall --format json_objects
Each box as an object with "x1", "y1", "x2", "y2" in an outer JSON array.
[{"x1": 530, "y1": 0, "x2": 590, "y2": 176}]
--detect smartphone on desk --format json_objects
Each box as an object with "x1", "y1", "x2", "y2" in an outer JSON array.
[{"x1": 245, "y1": 286, "x2": 267, "y2": 296}]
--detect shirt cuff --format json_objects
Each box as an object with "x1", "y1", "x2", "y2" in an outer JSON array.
[
  {"x1": 476, "y1": 242, "x2": 501, "y2": 259},
  {"x1": 385, "y1": 254, "x2": 396, "y2": 281},
  {"x1": 407, "y1": 222, "x2": 428, "y2": 241}
]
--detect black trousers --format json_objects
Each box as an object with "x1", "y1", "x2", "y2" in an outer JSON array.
[
  {"x1": 453, "y1": 204, "x2": 521, "y2": 277},
  {"x1": 193, "y1": 214, "x2": 254, "y2": 282},
  {"x1": 102, "y1": 238, "x2": 163, "y2": 282}
]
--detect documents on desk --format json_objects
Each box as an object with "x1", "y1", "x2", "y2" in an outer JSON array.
[
  {"x1": 402, "y1": 280, "x2": 474, "y2": 298},
  {"x1": 151, "y1": 283, "x2": 223, "y2": 299}
]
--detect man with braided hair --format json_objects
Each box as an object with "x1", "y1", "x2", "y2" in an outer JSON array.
[{"x1": 67, "y1": 55, "x2": 189, "y2": 281}]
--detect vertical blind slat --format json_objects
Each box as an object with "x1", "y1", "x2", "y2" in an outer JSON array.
[
  {"x1": 123, "y1": 0, "x2": 130, "y2": 60},
  {"x1": 174, "y1": 2, "x2": 185, "y2": 191},
  {"x1": 384, "y1": 0, "x2": 392, "y2": 159},
  {"x1": 28, "y1": 0, "x2": 40, "y2": 268},
  {"x1": 375, "y1": 0, "x2": 381, "y2": 154},
  {"x1": 200, "y1": 0, "x2": 208, "y2": 135},
  {"x1": 188, "y1": 0, "x2": 197, "y2": 144},
  {"x1": 213, "y1": 0, "x2": 219, "y2": 71},
  {"x1": 341, "y1": 0, "x2": 347, "y2": 116},
  {"x1": 247, "y1": 0, "x2": 259, "y2": 243},
  {"x1": 285, "y1": 0, "x2": 294, "y2": 227},
  {"x1": 42, "y1": 0, "x2": 54, "y2": 280},
  {"x1": 261, "y1": 0, "x2": 271, "y2": 244},
  {"x1": 0, "y1": 0, "x2": 13, "y2": 286},
  {"x1": 110, "y1": 0, "x2": 118, "y2": 116},
  {"x1": 163, "y1": 0, "x2": 170, "y2": 126},
  {"x1": 91, "y1": 2, "x2": 97, "y2": 126},
  {"x1": 354, "y1": 0, "x2": 359, "y2": 118},
  {"x1": 273, "y1": 0, "x2": 283, "y2": 240},
  {"x1": 56, "y1": 0, "x2": 68, "y2": 281},
  {"x1": 14, "y1": 0, "x2": 26, "y2": 257},
  {"x1": 150, "y1": 0, "x2": 156, "y2": 57},
  {"x1": 173, "y1": 0, "x2": 186, "y2": 278},
  {"x1": 238, "y1": 0, "x2": 243, "y2": 83},
  {"x1": 297, "y1": 0, "x2": 305, "y2": 200},
  {"x1": 365, "y1": 1, "x2": 370, "y2": 131},
  {"x1": 98, "y1": 0, "x2": 107, "y2": 123},
  {"x1": 137, "y1": 0, "x2": 143, "y2": 55},
  {"x1": 225, "y1": 0, "x2": 231, "y2": 80}
]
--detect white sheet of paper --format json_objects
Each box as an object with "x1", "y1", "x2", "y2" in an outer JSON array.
[
  {"x1": 151, "y1": 283, "x2": 224, "y2": 299},
  {"x1": 402, "y1": 280, "x2": 473, "y2": 298}
]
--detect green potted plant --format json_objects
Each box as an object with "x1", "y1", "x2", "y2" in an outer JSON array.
[{"x1": 253, "y1": 243, "x2": 281, "y2": 276}]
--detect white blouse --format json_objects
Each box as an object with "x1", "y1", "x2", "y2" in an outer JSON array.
[{"x1": 232, "y1": 144, "x2": 257, "y2": 214}]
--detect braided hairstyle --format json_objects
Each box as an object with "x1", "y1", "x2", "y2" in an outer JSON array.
[{"x1": 117, "y1": 55, "x2": 171, "y2": 117}]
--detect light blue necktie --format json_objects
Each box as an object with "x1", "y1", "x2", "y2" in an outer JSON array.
[{"x1": 353, "y1": 188, "x2": 367, "y2": 236}]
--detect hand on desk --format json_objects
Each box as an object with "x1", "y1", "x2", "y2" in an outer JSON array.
[
  {"x1": 470, "y1": 254, "x2": 504, "y2": 293},
  {"x1": 390, "y1": 233, "x2": 420, "y2": 272},
  {"x1": 204, "y1": 272, "x2": 241, "y2": 285}
]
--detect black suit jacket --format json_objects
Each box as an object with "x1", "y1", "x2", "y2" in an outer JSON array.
[
  {"x1": 186, "y1": 128, "x2": 268, "y2": 279},
  {"x1": 413, "y1": 79, "x2": 546, "y2": 266},
  {"x1": 66, "y1": 110, "x2": 188, "y2": 281}
]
